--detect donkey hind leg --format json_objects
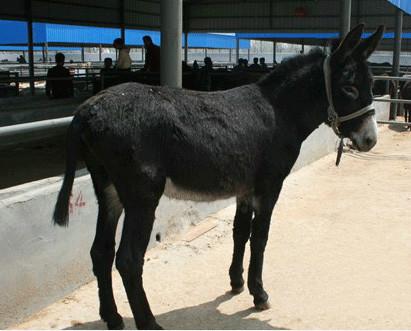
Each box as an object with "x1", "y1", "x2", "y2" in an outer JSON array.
[
  {"x1": 229, "y1": 196, "x2": 253, "y2": 294},
  {"x1": 115, "y1": 169, "x2": 165, "y2": 330},
  {"x1": 88, "y1": 164, "x2": 124, "y2": 329},
  {"x1": 247, "y1": 189, "x2": 281, "y2": 311},
  {"x1": 116, "y1": 202, "x2": 162, "y2": 330}
]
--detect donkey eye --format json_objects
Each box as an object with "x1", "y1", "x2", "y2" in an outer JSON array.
[{"x1": 342, "y1": 85, "x2": 359, "y2": 100}]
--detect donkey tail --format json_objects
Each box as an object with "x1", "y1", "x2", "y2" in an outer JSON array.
[{"x1": 53, "y1": 117, "x2": 83, "y2": 227}]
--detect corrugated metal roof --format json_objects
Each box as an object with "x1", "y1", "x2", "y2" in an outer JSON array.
[
  {"x1": 0, "y1": 20, "x2": 29, "y2": 44},
  {"x1": 45, "y1": 24, "x2": 120, "y2": 45},
  {"x1": 237, "y1": 32, "x2": 411, "y2": 41},
  {"x1": 0, "y1": 21, "x2": 250, "y2": 49},
  {"x1": 0, "y1": 0, "x2": 408, "y2": 32},
  {"x1": 0, "y1": 45, "x2": 80, "y2": 51}
]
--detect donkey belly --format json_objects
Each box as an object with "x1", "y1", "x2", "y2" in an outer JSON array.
[{"x1": 163, "y1": 178, "x2": 239, "y2": 202}]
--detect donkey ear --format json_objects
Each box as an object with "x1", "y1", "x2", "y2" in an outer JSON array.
[
  {"x1": 353, "y1": 25, "x2": 385, "y2": 60},
  {"x1": 331, "y1": 23, "x2": 365, "y2": 64}
]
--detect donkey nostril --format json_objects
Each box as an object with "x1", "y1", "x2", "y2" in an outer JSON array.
[{"x1": 364, "y1": 136, "x2": 376, "y2": 149}]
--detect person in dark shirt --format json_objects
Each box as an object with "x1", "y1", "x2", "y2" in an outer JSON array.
[
  {"x1": 142, "y1": 35, "x2": 160, "y2": 72},
  {"x1": 248, "y1": 57, "x2": 261, "y2": 71},
  {"x1": 259, "y1": 57, "x2": 269, "y2": 71},
  {"x1": 100, "y1": 57, "x2": 114, "y2": 74},
  {"x1": 46, "y1": 53, "x2": 73, "y2": 99},
  {"x1": 198, "y1": 57, "x2": 214, "y2": 91}
]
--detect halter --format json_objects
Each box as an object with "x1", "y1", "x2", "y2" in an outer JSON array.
[{"x1": 323, "y1": 55, "x2": 375, "y2": 165}]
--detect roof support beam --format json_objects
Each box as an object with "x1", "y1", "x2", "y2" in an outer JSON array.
[
  {"x1": 184, "y1": 32, "x2": 188, "y2": 63},
  {"x1": 25, "y1": 0, "x2": 35, "y2": 95},
  {"x1": 160, "y1": 0, "x2": 182, "y2": 88},
  {"x1": 340, "y1": 0, "x2": 352, "y2": 37},
  {"x1": 119, "y1": 0, "x2": 125, "y2": 41},
  {"x1": 391, "y1": 7, "x2": 403, "y2": 119},
  {"x1": 236, "y1": 37, "x2": 240, "y2": 64}
]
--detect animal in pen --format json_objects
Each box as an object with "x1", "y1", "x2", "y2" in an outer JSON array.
[
  {"x1": 54, "y1": 24, "x2": 384, "y2": 330},
  {"x1": 400, "y1": 81, "x2": 411, "y2": 129}
]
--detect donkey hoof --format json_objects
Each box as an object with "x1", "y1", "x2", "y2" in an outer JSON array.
[
  {"x1": 254, "y1": 300, "x2": 271, "y2": 311},
  {"x1": 104, "y1": 313, "x2": 124, "y2": 330},
  {"x1": 107, "y1": 320, "x2": 124, "y2": 330},
  {"x1": 231, "y1": 285, "x2": 244, "y2": 295},
  {"x1": 140, "y1": 320, "x2": 163, "y2": 330}
]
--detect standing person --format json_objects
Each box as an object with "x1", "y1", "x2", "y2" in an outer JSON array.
[
  {"x1": 46, "y1": 52, "x2": 73, "y2": 99},
  {"x1": 142, "y1": 35, "x2": 160, "y2": 72},
  {"x1": 113, "y1": 38, "x2": 132, "y2": 70}
]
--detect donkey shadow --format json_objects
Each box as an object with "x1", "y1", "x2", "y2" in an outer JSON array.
[{"x1": 65, "y1": 292, "x2": 287, "y2": 330}]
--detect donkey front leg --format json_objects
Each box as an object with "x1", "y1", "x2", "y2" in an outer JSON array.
[
  {"x1": 229, "y1": 196, "x2": 253, "y2": 294},
  {"x1": 248, "y1": 189, "x2": 281, "y2": 310},
  {"x1": 115, "y1": 203, "x2": 162, "y2": 330}
]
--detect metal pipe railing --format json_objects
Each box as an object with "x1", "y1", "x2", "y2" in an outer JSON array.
[
  {"x1": 377, "y1": 120, "x2": 411, "y2": 126},
  {"x1": 374, "y1": 75, "x2": 411, "y2": 82},
  {"x1": 0, "y1": 116, "x2": 73, "y2": 139},
  {"x1": 373, "y1": 97, "x2": 411, "y2": 104}
]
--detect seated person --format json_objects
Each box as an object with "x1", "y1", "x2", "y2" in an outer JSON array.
[
  {"x1": 46, "y1": 53, "x2": 73, "y2": 99},
  {"x1": 203, "y1": 57, "x2": 214, "y2": 71},
  {"x1": 248, "y1": 57, "x2": 261, "y2": 71},
  {"x1": 198, "y1": 57, "x2": 214, "y2": 91},
  {"x1": 101, "y1": 57, "x2": 114, "y2": 73},
  {"x1": 192, "y1": 60, "x2": 199, "y2": 71},
  {"x1": 259, "y1": 57, "x2": 268, "y2": 71},
  {"x1": 233, "y1": 58, "x2": 248, "y2": 71},
  {"x1": 182, "y1": 61, "x2": 192, "y2": 72}
]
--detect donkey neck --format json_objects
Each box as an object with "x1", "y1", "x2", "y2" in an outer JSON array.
[{"x1": 257, "y1": 50, "x2": 329, "y2": 142}]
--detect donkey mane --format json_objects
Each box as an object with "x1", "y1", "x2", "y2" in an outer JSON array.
[
  {"x1": 258, "y1": 48, "x2": 327, "y2": 113},
  {"x1": 258, "y1": 48, "x2": 325, "y2": 87}
]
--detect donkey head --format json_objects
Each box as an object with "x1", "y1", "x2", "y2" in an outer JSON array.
[{"x1": 327, "y1": 24, "x2": 384, "y2": 152}]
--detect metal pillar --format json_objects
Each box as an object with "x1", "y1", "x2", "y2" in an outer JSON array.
[
  {"x1": 81, "y1": 47, "x2": 85, "y2": 62},
  {"x1": 247, "y1": 48, "x2": 250, "y2": 61},
  {"x1": 340, "y1": 0, "x2": 352, "y2": 37},
  {"x1": 26, "y1": 0, "x2": 35, "y2": 95},
  {"x1": 272, "y1": 41, "x2": 276, "y2": 65},
  {"x1": 229, "y1": 49, "x2": 232, "y2": 63},
  {"x1": 184, "y1": 32, "x2": 188, "y2": 63},
  {"x1": 392, "y1": 8, "x2": 403, "y2": 120},
  {"x1": 119, "y1": 0, "x2": 125, "y2": 41},
  {"x1": 42, "y1": 44, "x2": 45, "y2": 63},
  {"x1": 44, "y1": 42, "x2": 48, "y2": 63},
  {"x1": 99, "y1": 44, "x2": 102, "y2": 62},
  {"x1": 236, "y1": 37, "x2": 240, "y2": 63},
  {"x1": 160, "y1": 0, "x2": 182, "y2": 88}
]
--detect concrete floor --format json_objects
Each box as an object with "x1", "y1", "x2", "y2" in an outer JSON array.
[{"x1": 12, "y1": 127, "x2": 411, "y2": 330}]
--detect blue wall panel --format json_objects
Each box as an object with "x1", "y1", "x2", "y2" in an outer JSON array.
[{"x1": 387, "y1": 0, "x2": 411, "y2": 14}]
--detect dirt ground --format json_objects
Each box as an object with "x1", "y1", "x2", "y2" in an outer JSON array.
[{"x1": 12, "y1": 126, "x2": 411, "y2": 330}]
